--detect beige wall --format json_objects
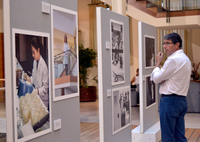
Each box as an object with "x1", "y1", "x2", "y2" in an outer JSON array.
[
  {"x1": 130, "y1": 17, "x2": 139, "y2": 80},
  {"x1": 186, "y1": 29, "x2": 193, "y2": 63},
  {"x1": 78, "y1": 0, "x2": 90, "y2": 48},
  {"x1": 184, "y1": 29, "x2": 200, "y2": 75},
  {"x1": 78, "y1": 0, "x2": 98, "y2": 94},
  {"x1": 191, "y1": 29, "x2": 200, "y2": 74}
]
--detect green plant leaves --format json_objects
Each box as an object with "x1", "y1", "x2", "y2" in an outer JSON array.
[{"x1": 79, "y1": 44, "x2": 97, "y2": 87}]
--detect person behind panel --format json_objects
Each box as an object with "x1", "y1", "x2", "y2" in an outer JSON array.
[{"x1": 130, "y1": 68, "x2": 139, "y2": 91}]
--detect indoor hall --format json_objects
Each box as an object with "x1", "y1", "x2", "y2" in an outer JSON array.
[{"x1": 1, "y1": 0, "x2": 200, "y2": 142}]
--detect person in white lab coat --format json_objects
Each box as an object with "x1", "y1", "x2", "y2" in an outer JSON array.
[
  {"x1": 63, "y1": 34, "x2": 70, "y2": 75},
  {"x1": 24, "y1": 37, "x2": 49, "y2": 108}
]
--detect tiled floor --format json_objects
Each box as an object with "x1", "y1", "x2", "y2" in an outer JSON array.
[
  {"x1": 80, "y1": 101, "x2": 200, "y2": 129},
  {"x1": 80, "y1": 101, "x2": 99, "y2": 123}
]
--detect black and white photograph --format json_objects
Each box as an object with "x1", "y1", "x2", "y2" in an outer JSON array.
[
  {"x1": 110, "y1": 20, "x2": 125, "y2": 86},
  {"x1": 145, "y1": 36, "x2": 155, "y2": 69},
  {"x1": 145, "y1": 76, "x2": 156, "y2": 108},
  {"x1": 112, "y1": 86, "x2": 131, "y2": 134},
  {"x1": 51, "y1": 5, "x2": 78, "y2": 101},
  {"x1": 12, "y1": 29, "x2": 52, "y2": 142}
]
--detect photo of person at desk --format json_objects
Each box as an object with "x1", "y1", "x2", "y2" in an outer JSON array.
[{"x1": 23, "y1": 37, "x2": 49, "y2": 108}]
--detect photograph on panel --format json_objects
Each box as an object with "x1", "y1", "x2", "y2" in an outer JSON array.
[
  {"x1": 52, "y1": 6, "x2": 78, "y2": 101},
  {"x1": 110, "y1": 20, "x2": 125, "y2": 86},
  {"x1": 145, "y1": 75, "x2": 156, "y2": 108},
  {"x1": 145, "y1": 36, "x2": 155, "y2": 69},
  {"x1": 112, "y1": 86, "x2": 130, "y2": 134},
  {"x1": 13, "y1": 29, "x2": 51, "y2": 141}
]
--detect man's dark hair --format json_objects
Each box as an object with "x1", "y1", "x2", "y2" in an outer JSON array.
[
  {"x1": 163, "y1": 33, "x2": 182, "y2": 48},
  {"x1": 31, "y1": 37, "x2": 41, "y2": 51}
]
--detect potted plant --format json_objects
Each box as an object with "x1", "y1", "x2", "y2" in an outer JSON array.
[{"x1": 79, "y1": 44, "x2": 97, "y2": 101}]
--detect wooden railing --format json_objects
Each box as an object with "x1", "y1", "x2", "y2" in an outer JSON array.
[
  {"x1": 145, "y1": 0, "x2": 200, "y2": 11},
  {"x1": 127, "y1": 0, "x2": 200, "y2": 22},
  {"x1": 0, "y1": 78, "x2": 5, "y2": 91},
  {"x1": 127, "y1": 0, "x2": 200, "y2": 11}
]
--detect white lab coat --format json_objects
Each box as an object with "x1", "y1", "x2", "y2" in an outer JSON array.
[
  {"x1": 30, "y1": 56, "x2": 49, "y2": 107},
  {"x1": 63, "y1": 43, "x2": 69, "y2": 65}
]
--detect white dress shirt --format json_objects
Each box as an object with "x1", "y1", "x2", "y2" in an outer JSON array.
[
  {"x1": 135, "y1": 76, "x2": 139, "y2": 85},
  {"x1": 151, "y1": 49, "x2": 191, "y2": 96},
  {"x1": 31, "y1": 56, "x2": 49, "y2": 107}
]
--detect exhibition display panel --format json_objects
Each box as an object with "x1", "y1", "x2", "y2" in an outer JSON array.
[
  {"x1": 97, "y1": 7, "x2": 132, "y2": 142},
  {"x1": 51, "y1": 5, "x2": 79, "y2": 102},
  {"x1": 4, "y1": 1, "x2": 80, "y2": 142}
]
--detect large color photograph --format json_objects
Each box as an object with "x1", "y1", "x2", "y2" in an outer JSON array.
[
  {"x1": 51, "y1": 5, "x2": 78, "y2": 101},
  {"x1": 145, "y1": 75, "x2": 156, "y2": 108},
  {"x1": 145, "y1": 36, "x2": 155, "y2": 69},
  {"x1": 110, "y1": 20, "x2": 125, "y2": 86},
  {"x1": 112, "y1": 86, "x2": 130, "y2": 134},
  {"x1": 13, "y1": 29, "x2": 51, "y2": 142}
]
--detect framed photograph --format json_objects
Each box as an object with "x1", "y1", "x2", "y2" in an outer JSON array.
[
  {"x1": 112, "y1": 86, "x2": 131, "y2": 134},
  {"x1": 110, "y1": 19, "x2": 125, "y2": 86},
  {"x1": 145, "y1": 35, "x2": 155, "y2": 69},
  {"x1": 12, "y1": 29, "x2": 52, "y2": 142},
  {"x1": 145, "y1": 75, "x2": 156, "y2": 109},
  {"x1": 51, "y1": 5, "x2": 79, "y2": 101}
]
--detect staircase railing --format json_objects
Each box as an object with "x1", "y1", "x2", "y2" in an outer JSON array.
[
  {"x1": 0, "y1": 79, "x2": 5, "y2": 91},
  {"x1": 144, "y1": 0, "x2": 200, "y2": 11},
  {"x1": 127, "y1": 0, "x2": 200, "y2": 23},
  {"x1": 54, "y1": 49, "x2": 77, "y2": 78}
]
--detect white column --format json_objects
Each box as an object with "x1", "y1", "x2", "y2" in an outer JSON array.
[{"x1": 112, "y1": 0, "x2": 126, "y2": 16}]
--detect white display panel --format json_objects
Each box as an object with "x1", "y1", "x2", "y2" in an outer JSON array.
[
  {"x1": 138, "y1": 21, "x2": 159, "y2": 133},
  {"x1": 51, "y1": 5, "x2": 79, "y2": 102},
  {"x1": 97, "y1": 7, "x2": 131, "y2": 142}
]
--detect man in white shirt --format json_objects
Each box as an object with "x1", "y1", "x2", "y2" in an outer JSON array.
[{"x1": 151, "y1": 33, "x2": 191, "y2": 142}]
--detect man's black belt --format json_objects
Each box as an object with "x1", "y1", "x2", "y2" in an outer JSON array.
[{"x1": 161, "y1": 94, "x2": 186, "y2": 98}]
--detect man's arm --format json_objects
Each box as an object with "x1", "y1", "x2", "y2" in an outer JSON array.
[
  {"x1": 152, "y1": 57, "x2": 176, "y2": 84},
  {"x1": 155, "y1": 52, "x2": 163, "y2": 68},
  {"x1": 131, "y1": 76, "x2": 135, "y2": 84}
]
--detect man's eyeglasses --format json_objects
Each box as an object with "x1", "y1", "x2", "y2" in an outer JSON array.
[{"x1": 162, "y1": 42, "x2": 173, "y2": 46}]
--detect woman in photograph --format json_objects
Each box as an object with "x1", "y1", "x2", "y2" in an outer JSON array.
[
  {"x1": 63, "y1": 34, "x2": 70, "y2": 75},
  {"x1": 24, "y1": 37, "x2": 49, "y2": 108}
]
